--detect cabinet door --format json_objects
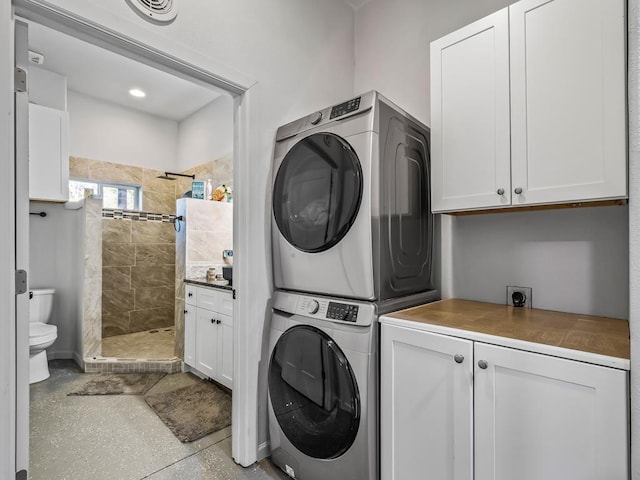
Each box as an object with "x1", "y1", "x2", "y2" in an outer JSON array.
[
  {"x1": 381, "y1": 325, "x2": 473, "y2": 480},
  {"x1": 196, "y1": 308, "x2": 219, "y2": 379},
  {"x1": 217, "y1": 312, "x2": 233, "y2": 390},
  {"x1": 474, "y1": 342, "x2": 629, "y2": 480},
  {"x1": 183, "y1": 306, "x2": 196, "y2": 367},
  {"x1": 28, "y1": 103, "x2": 69, "y2": 202},
  {"x1": 430, "y1": 8, "x2": 511, "y2": 213},
  {"x1": 509, "y1": 0, "x2": 626, "y2": 205},
  {"x1": 185, "y1": 284, "x2": 197, "y2": 306}
]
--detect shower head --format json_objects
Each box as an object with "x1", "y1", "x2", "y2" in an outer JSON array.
[{"x1": 156, "y1": 172, "x2": 196, "y2": 180}]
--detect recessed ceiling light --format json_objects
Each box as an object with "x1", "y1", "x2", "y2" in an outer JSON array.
[{"x1": 129, "y1": 88, "x2": 146, "y2": 98}]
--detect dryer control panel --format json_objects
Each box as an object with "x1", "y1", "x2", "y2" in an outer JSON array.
[{"x1": 327, "y1": 301, "x2": 359, "y2": 322}]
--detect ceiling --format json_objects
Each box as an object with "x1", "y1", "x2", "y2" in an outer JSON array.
[
  {"x1": 27, "y1": 22, "x2": 221, "y2": 121},
  {"x1": 343, "y1": 0, "x2": 374, "y2": 10}
]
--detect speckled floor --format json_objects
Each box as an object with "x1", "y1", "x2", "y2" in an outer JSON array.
[
  {"x1": 30, "y1": 360, "x2": 290, "y2": 480},
  {"x1": 102, "y1": 327, "x2": 176, "y2": 360}
]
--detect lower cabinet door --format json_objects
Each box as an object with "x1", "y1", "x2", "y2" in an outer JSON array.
[
  {"x1": 196, "y1": 308, "x2": 219, "y2": 379},
  {"x1": 474, "y1": 342, "x2": 629, "y2": 480},
  {"x1": 381, "y1": 325, "x2": 474, "y2": 480},
  {"x1": 217, "y1": 312, "x2": 233, "y2": 390},
  {"x1": 183, "y1": 306, "x2": 196, "y2": 367}
]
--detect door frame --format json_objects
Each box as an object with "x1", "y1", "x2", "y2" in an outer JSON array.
[{"x1": 8, "y1": 0, "x2": 259, "y2": 469}]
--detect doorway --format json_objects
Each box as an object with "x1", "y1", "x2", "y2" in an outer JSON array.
[{"x1": 11, "y1": 1, "x2": 256, "y2": 476}]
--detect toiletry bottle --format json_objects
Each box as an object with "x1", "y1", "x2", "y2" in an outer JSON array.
[{"x1": 205, "y1": 179, "x2": 213, "y2": 200}]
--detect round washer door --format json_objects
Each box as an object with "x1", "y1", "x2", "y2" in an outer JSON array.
[
  {"x1": 273, "y1": 133, "x2": 363, "y2": 253},
  {"x1": 268, "y1": 325, "x2": 360, "y2": 459}
]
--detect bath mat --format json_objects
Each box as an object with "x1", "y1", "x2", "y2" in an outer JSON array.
[
  {"x1": 68, "y1": 373, "x2": 165, "y2": 396},
  {"x1": 144, "y1": 380, "x2": 231, "y2": 443}
]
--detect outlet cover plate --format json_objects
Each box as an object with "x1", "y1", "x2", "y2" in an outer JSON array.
[{"x1": 506, "y1": 286, "x2": 532, "y2": 308}]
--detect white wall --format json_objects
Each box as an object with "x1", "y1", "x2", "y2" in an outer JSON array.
[
  {"x1": 67, "y1": 90, "x2": 178, "y2": 170},
  {"x1": 29, "y1": 202, "x2": 84, "y2": 360},
  {"x1": 354, "y1": 0, "x2": 629, "y2": 319},
  {"x1": 354, "y1": 0, "x2": 515, "y2": 126},
  {"x1": 177, "y1": 94, "x2": 233, "y2": 171},
  {"x1": 29, "y1": 66, "x2": 66, "y2": 110},
  {"x1": 33, "y1": 0, "x2": 355, "y2": 463}
]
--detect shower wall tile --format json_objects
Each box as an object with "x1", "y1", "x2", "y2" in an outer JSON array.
[
  {"x1": 85, "y1": 218, "x2": 103, "y2": 279},
  {"x1": 102, "y1": 266, "x2": 132, "y2": 292},
  {"x1": 83, "y1": 276, "x2": 102, "y2": 358},
  {"x1": 143, "y1": 190, "x2": 176, "y2": 215},
  {"x1": 102, "y1": 288, "x2": 135, "y2": 315},
  {"x1": 136, "y1": 244, "x2": 175, "y2": 266},
  {"x1": 102, "y1": 243, "x2": 136, "y2": 267},
  {"x1": 130, "y1": 306, "x2": 174, "y2": 332},
  {"x1": 174, "y1": 298, "x2": 185, "y2": 358},
  {"x1": 134, "y1": 286, "x2": 174, "y2": 310},
  {"x1": 102, "y1": 218, "x2": 132, "y2": 243},
  {"x1": 143, "y1": 169, "x2": 178, "y2": 195},
  {"x1": 102, "y1": 312, "x2": 130, "y2": 337},
  {"x1": 131, "y1": 265, "x2": 175, "y2": 288},
  {"x1": 69, "y1": 156, "x2": 90, "y2": 179},
  {"x1": 88, "y1": 160, "x2": 143, "y2": 185},
  {"x1": 132, "y1": 221, "x2": 176, "y2": 245}
]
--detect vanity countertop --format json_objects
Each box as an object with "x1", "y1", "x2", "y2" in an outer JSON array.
[
  {"x1": 381, "y1": 298, "x2": 630, "y2": 370},
  {"x1": 184, "y1": 278, "x2": 232, "y2": 291}
]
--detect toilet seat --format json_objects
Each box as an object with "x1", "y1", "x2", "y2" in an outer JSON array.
[{"x1": 29, "y1": 322, "x2": 57, "y2": 347}]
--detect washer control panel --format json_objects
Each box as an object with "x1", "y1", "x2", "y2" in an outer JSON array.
[{"x1": 326, "y1": 302, "x2": 359, "y2": 322}]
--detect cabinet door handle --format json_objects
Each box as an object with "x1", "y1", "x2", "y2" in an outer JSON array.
[
  {"x1": 183, "y1": 310, "x2": 188, "y2": 314},
  {"x1": 188, "y1": 292, "x2": 193, "y2": 297},
  {"x1": 211, "y1": 318, "x2": 215, "y2": 324},
  {"x1": 514, "y1": 187, "x2": 523, "y2": 195},
  {"x1": 454, "y1": 354, "x2": 464, "y2": 364},
  {"x1": 216, "y1": 319, "x2": 221, "y2": 325},
  {"x1": 478, "y1": 360, "x2": 488, "y2": 369},
  {"x1": 496, "y1": 188, "x2": 505, "y2": 196}
]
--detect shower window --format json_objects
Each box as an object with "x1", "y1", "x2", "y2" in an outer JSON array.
[{"x1": 69, "y1": 179, "x2": 142, "y2": 210}]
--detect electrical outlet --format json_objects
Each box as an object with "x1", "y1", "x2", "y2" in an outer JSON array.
[{"x1": 506, "y1": 286, "x2": 532, "y2": 308}]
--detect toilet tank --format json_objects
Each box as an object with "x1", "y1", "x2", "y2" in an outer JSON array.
[{"x1": 29, "y1": 288, "x2": 55, "y2": 323}]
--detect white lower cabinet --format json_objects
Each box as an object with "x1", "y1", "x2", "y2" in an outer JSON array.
[
  {"x1": 183, "y1": 285, "x2": 233, "y2": 390},
  {"x1": 381, "y1": 325, "x2": 629, "y2": 480}
]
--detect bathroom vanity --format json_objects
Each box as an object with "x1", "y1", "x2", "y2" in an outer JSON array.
[{"x1": 183, "y1": 280, "x2": 233, "y2": 389}]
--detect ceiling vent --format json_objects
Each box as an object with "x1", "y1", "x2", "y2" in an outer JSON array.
[{"x1": 125, "y1": 0, "x2": 178, "y2": 24}]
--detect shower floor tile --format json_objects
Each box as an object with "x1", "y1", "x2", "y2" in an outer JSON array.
[{"x1": 102, "y1": 327, "x2": 175, "y2": 360}]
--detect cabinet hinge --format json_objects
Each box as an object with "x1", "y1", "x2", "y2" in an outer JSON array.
[
  {"x1": 15, "y1": 270, "x2": 27, "y2": 295},
  {"x1": 232, "y1": 289, "x2": 236, "y2": 300},
  {"x1": 14, "y1": 67, "x2": 27, "y2": 93},
  {"x1": 16, "y1": 470, "x2": 27, "y2": 480}
]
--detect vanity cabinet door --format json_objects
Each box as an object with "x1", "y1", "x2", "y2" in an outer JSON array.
[
  {"x1": 474, "y1": 342, "x2": 629, "y2": 480},
  {"x1": 195, "y1": 307, "x2": 219, "y2": 379},
  {"x1": 381, "y1": 325, "x2": 473, "y2": 480},
  {"x1": 217, "y1": 312, "x2": 233, "y2": 390},
  {"x1": 183, "y1": 306, "x2": 196, "y2": 367}
]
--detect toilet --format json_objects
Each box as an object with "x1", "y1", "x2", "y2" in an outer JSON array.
[{"x1": 29, "y1": 288, "x2": 57, "y2": 384}]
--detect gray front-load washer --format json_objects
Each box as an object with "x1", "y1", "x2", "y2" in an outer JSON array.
[{"x1": 272, "y1": 91, "x2": 435, "y2": 302}]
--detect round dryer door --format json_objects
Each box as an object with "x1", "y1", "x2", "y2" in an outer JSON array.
[
  {"x1": 268, "y1": 325, "x2": 360, "y2": 459},
  {"x1": 273, "y1": 133, "x2": 363, "y2": 253}
]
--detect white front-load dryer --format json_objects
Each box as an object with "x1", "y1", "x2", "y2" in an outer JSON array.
[
  {"x1": 267, "y1": 290, "x2": 378, "y2": 480},
  {"x1": 272, "y1": 91, "x2": 435, "y2": 302}
]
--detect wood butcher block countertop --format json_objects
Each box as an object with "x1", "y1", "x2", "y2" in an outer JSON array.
[{"x1": 382, "y1": 299, "x2": 630, "y2": 370}]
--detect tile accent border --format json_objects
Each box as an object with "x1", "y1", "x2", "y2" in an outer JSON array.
[
  {"x1": 102, "y1": 208, "x2": 177, "y2": 223},
  {"x1": 83, "y1": 356, "x2": 182, "y2": 374}
]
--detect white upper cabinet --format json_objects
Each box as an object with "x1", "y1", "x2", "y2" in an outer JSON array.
[
  {"x1": 29, "y1": 103, "x2": 69, "y2": 202},
  {"x1": 431, "y1": 8, "x2": 511, "y2": 212},
  {"x1": 430, "y1": 0, "x2": 626, "y2": 213}
]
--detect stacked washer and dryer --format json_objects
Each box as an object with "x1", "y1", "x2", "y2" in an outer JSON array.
[{"x1": 268, "y1": 91, "x2": 438, "y2": 480}]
